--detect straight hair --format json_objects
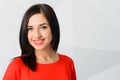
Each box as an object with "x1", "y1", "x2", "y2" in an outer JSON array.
[{"x1": 19, "y1": 3, "x2": 60, "y2": 71}]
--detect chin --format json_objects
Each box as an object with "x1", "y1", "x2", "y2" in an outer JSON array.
[{"x1": 34, "y1": 46, "x2": 45, "y2": 50}]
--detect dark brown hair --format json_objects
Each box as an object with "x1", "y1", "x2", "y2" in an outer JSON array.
[{"x1": 19, "y1": 3, "x2": 60, "y2": 71}]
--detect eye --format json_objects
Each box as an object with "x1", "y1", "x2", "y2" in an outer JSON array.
[
  {"x1": 41, "y1": 26, "x2": 47, "y2": 29},
  {"x1": 27, "y1": 27, "x2": 33, "y2": 31}
]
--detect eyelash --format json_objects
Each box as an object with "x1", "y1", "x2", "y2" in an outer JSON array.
[
  {"x1": 27, "y1": 26, "x2": 47, "y2": 31},
  {"x1": 41, "y1": 26, "x2": 47, "y2": 29},
  {"x1": 27, "y1": 27, "x2": 33, "y2": 30}
]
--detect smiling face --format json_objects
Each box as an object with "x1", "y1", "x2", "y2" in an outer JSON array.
[{"x1": 27, "y1": 13, "x2": 52, "y2": 51}]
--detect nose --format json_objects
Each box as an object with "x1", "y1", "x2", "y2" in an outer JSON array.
[{"x1": 34, "y1": 29, "x2": 41, "y2": 38}]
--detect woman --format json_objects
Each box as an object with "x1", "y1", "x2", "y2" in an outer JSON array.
[{"x1": 3, "y1": 3, "x2": 76, "y2": 80}]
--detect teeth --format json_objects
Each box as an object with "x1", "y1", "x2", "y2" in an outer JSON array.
[
  {"x1": 36, "y1": 40, "x2": 42, "y2": 42},
  {"x1": 33, "y1": 39, "x2": 44, "y2": 45}
]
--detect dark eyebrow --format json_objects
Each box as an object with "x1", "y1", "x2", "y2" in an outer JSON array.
[
  {"x1": 27, "y1": 23, "x2": 49, "y2": 27},
  {"x1": 39, "y1": 23, "x2": 48, "y2": 26}
]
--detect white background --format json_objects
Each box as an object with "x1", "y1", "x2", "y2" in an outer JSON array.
[{"x1": 0, "y1": 0, "x2": 120, "y2": 80}]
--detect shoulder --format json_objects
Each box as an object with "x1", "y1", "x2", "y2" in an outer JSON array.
[
  {"x1": 3, "y1": 57, "x2": 25, "y2": 80},
  {"x1": 59, "y1": 53, "x2": 74, "y2": 65},
  {"x1": 8, "y1": 57, "x2": 24, "y2": 68}
]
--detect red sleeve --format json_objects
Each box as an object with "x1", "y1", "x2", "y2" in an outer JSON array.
[
  {"x1": 71, "y1": 62, "x2": 77, "y2": 80},
  {"x1": 60, "y1": 54, "x2": 77, "y2": 80},
  {"x1": 3, "y1": 58, "x2": 21, "y2": 80},
  {"x1": 69, "y1": 58, "x2": 76, "y2": 80}
]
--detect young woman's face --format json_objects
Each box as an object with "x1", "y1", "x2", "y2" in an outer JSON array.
[{"x1": 27, "y1": 13, "x2": 52, "y2": 50}]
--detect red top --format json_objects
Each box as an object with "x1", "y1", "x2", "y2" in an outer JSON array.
[{"x1": 3, "y1": 54, "x2": 76, "y2": 80}]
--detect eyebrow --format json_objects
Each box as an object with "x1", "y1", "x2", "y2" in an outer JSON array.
[
  {"x1": 39, "y1": 23, "x2": 48, "y2": 26},
  {"x1": 28, "y1": 23, "x2": 48, "y2": 27}
]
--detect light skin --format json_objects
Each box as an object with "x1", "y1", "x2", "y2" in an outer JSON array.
[{"x1": 27, "y1": 13, "x2": 59, "y2": 64}]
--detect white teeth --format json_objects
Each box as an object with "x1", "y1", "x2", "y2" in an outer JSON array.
[
  {"x1": 33, "y1": 39, "x2": 44, "y2": 45},
  {"x1": 35, "y1": 40, "x2": 43, "y2": 43}
]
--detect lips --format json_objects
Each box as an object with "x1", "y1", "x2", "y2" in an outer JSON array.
[{"x1": 33, "y1": 39, "x2": 44, "y2": 45}]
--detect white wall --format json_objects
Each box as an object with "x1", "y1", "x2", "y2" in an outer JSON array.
[
  {"x1": 0, "y1": 0, "x2": 120, "y2": 80},
  {"x1": 74, "y1": 0, "x2": 120, "y2": 52},
  {"x1": 73, "y1": 0, "x2": 120, "y2": 80}
]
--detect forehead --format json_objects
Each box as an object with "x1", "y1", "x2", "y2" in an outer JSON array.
[{"x1": 28, "y1": 13, "x2": 49, "y2": 26}]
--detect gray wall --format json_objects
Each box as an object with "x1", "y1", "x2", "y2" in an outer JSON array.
[{"x1": 0, "y1": 0, "x2": 120, "y2": 80}]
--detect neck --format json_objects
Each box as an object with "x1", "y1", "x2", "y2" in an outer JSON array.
[
  {"x1": 35, "y1": 47, "x2": 54, "y2": 57},
  {"x1": 34, "y1": 48, "x2": 59, "y2": 64}
]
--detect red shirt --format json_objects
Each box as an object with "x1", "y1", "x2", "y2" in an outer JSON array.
[{"x1": 3, "y1": 54, "x2": 76, "y2": 80}]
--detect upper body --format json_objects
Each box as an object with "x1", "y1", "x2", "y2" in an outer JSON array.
[
  {"x1": 3, "y1": 3, "x2": 76, "y2": 80},
  {"x1": 3, "y1": 54, "x2": 76, "y2": 80}
]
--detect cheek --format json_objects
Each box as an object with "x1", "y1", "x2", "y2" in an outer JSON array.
[
  {"x1": 47, "y1": 31, "x2": 52, "y2": 40},
  {"x1": 49, "y1": 33, "x2": 53, "y2": 43},
  {"x1": 27, "y1": 32, "x2": 32, "y2": 41},
  {"x1": 42, "y1": 29, "x2": 52, "y2": 37},
  {"x1": 43, "y1": 31, "x2": 52, "y2": 41},
  {"x1": 48, "y1": 34, "x2": 52, "y2": 42}
]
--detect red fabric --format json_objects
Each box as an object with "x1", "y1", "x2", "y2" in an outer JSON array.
[{"x1": 3, "y1": 54, "x2": 76, "y2": 80}]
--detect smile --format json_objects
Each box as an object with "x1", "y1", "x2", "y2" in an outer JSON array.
[{"x1": 33, "y1": 39, "x2": 44, "y2": 45}]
